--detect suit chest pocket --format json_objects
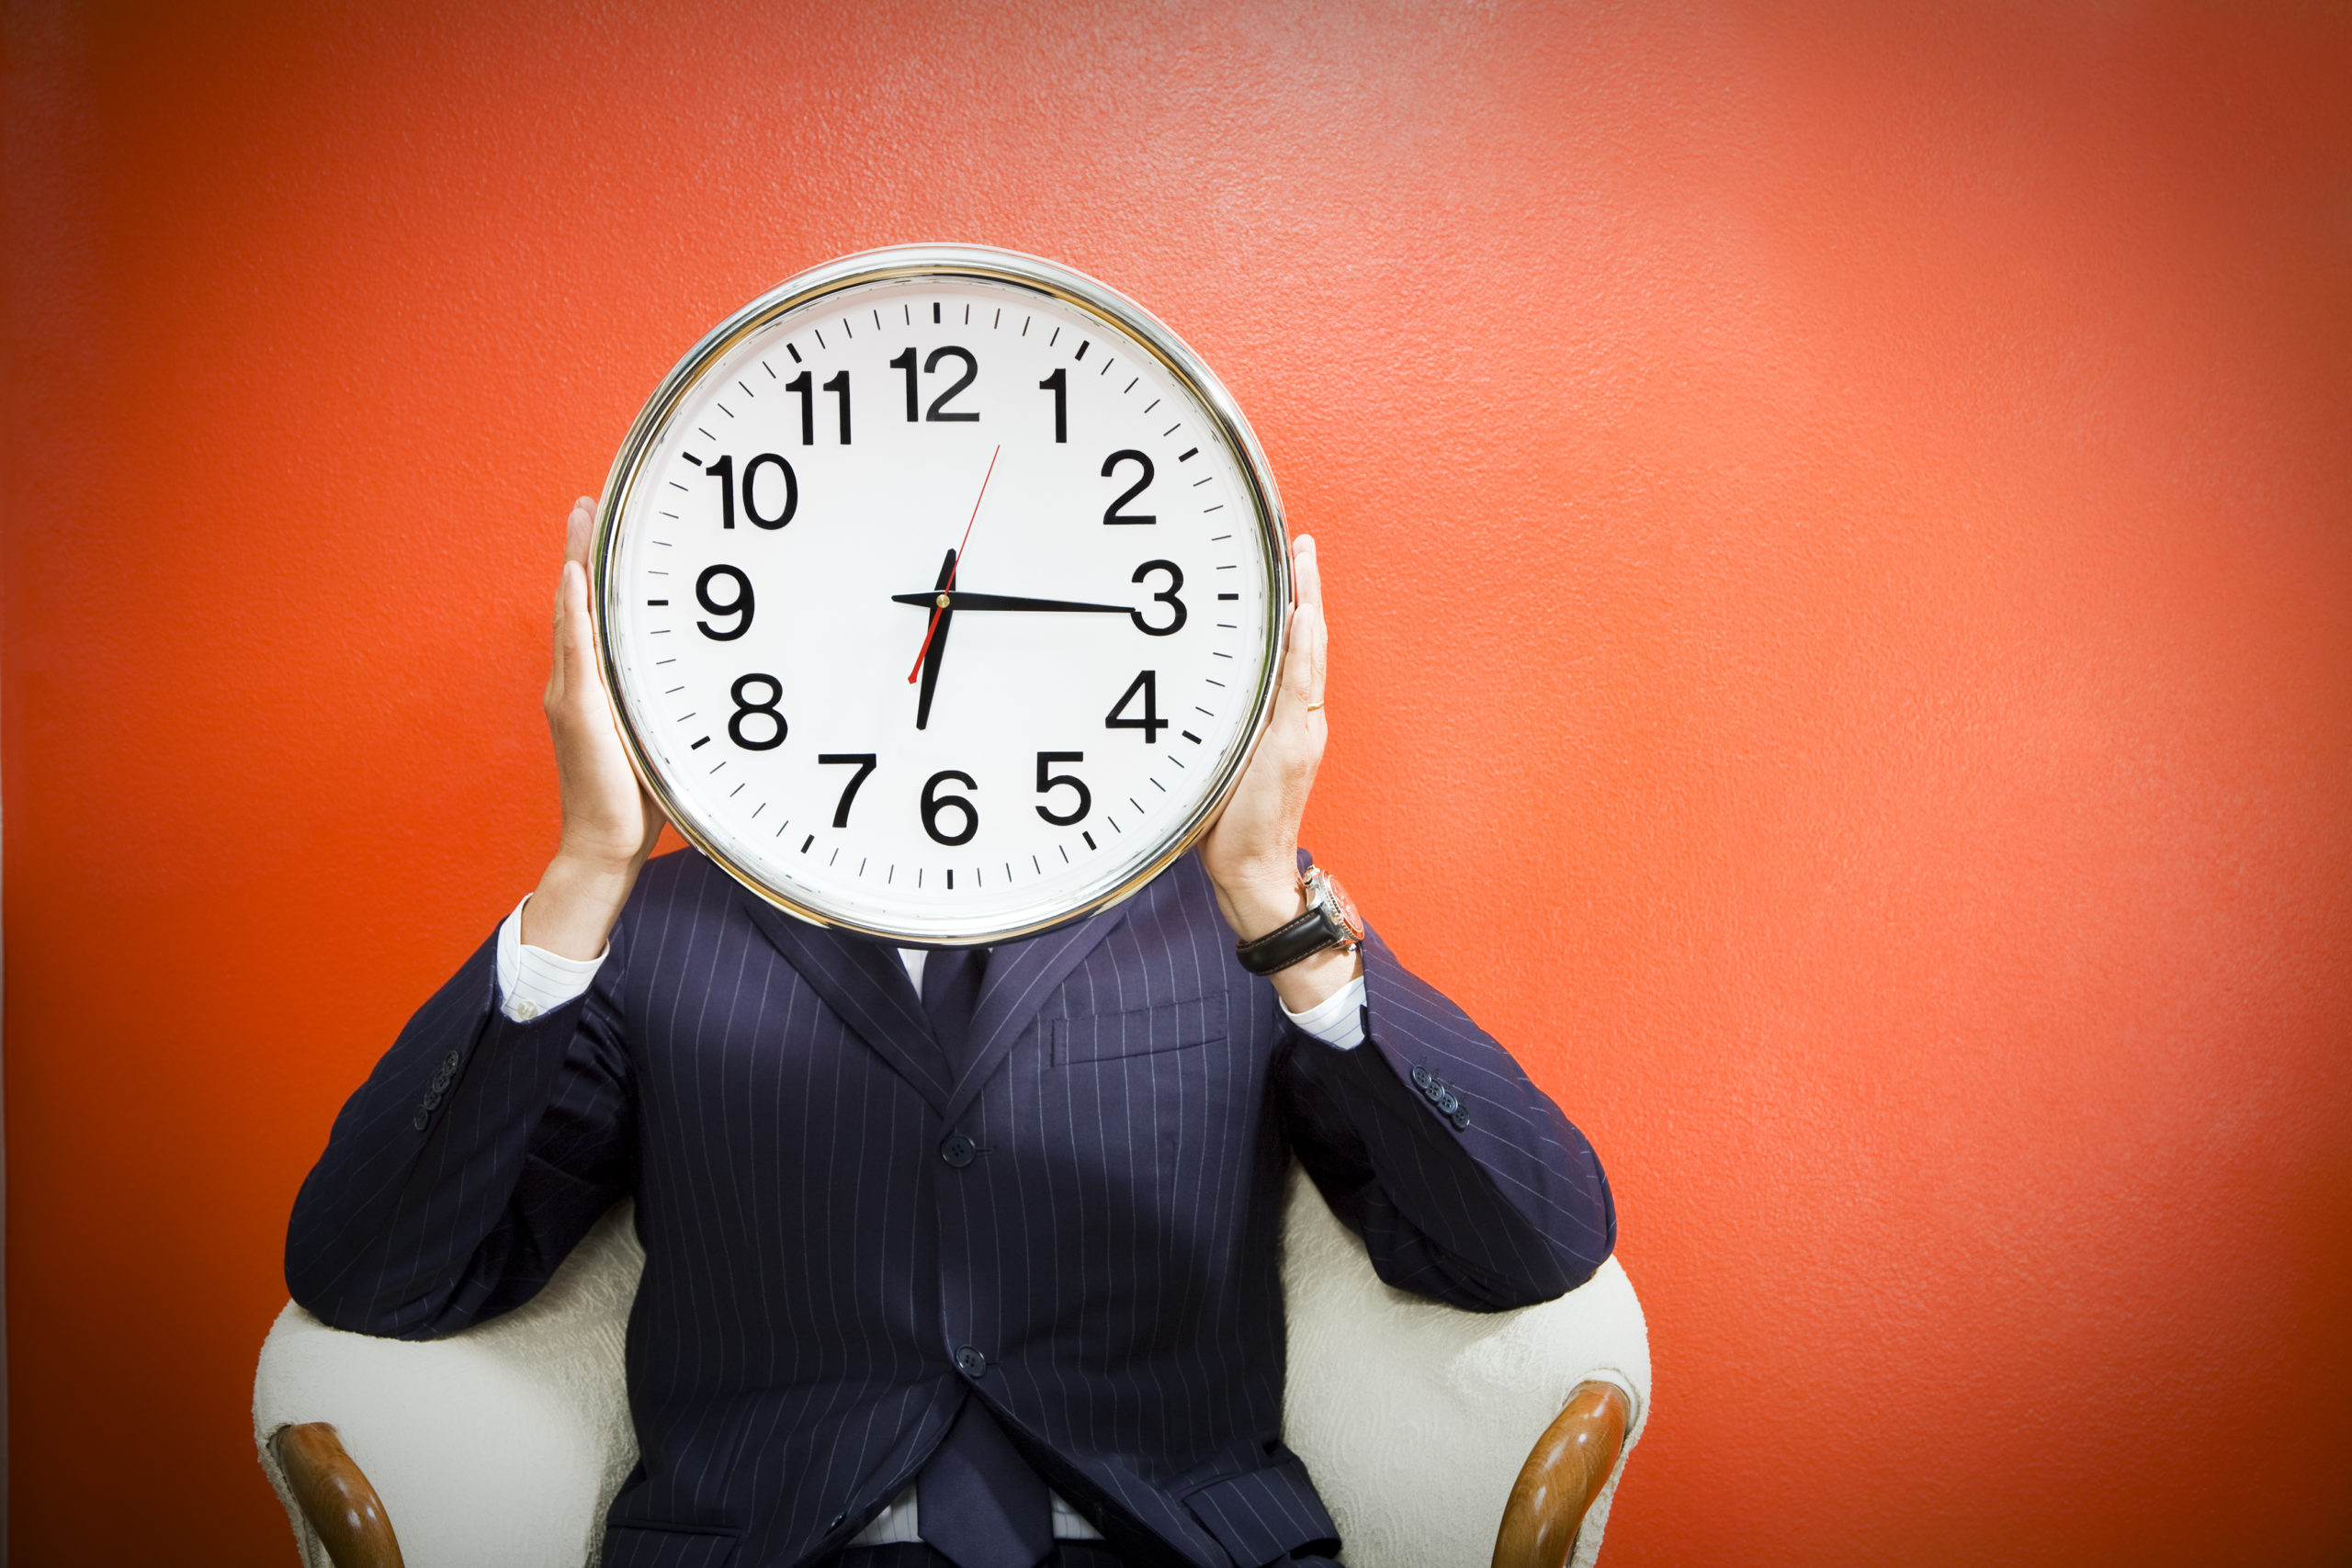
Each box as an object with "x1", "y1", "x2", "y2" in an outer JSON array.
[{"x1": 1051, "y1": 989, "x2": 1229, "y2": 1066}]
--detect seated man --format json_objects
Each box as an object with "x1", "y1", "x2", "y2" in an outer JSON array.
[{"x1": 287, "y1": 500, "x2": 1616, "y2": 1568}]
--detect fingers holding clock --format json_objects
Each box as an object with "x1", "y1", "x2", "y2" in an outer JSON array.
[
  {"x1": 1201, "y1": 534, "x2": 1329, "y2": 941},
  {"x1": 564, "y1": 491, "x2": 596, "y2": 569},
  {"x1": 1289, "y1": 531, "x2": 1330, "y2": 719},
  {"x1": 528, "y1": 495, "x2": 666, "y2": 960}
]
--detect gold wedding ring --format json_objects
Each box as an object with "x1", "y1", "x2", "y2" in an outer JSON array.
[{"x1": 1306, "y1": 698, "x2": 1326, "y2": 711}]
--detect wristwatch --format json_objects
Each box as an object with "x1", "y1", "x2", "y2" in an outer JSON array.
[{"x1": 1234, "y1": 865, "x2": 1365, "y2": 976}]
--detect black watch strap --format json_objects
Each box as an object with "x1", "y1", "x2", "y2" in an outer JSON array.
[{"x1": 1234, "y1": 903, "x2": 1348, "y2": 976}]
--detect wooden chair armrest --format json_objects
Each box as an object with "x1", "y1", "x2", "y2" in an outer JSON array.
[
  {"x1": 270, "y1": 1422, "x2": 407, "y2": 1568},
  {"x1": 1490, "y1": 1380, "x2": 1631, "y2": 1568}
]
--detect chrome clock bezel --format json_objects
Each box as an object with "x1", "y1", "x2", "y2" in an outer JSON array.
[{"x1": 592, "y1": 243, "x2": 1291, "y2": 945}]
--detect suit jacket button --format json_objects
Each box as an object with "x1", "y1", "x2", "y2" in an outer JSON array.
[
  {"x1": 411, "y1": 1111, "x2": 429, "y2": 1131},
  {"x1": 1451, "y1": 1108, "x2": 1472, "y2": 1131},
  {"x1": 1434, "y1": 1089, "x2": 1461, "y2": 1115},
  {"x1": 956, "y1": 1346, "x2": 988, "y2": 1378},
  {"x1": 1410, "y1": 1066, "x2": 1433, "y2": 1090},
  {"x1": 441, "y1": 1052, "x2": 460, "y2": 1072},
  {"x1": 941, "y1": 1134, "x2": 978, "y2": 1168}
]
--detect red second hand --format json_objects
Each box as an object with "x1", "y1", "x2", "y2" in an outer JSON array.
[{"x1": 906, "y1": 444, "x2": 1003, "y2": 683}]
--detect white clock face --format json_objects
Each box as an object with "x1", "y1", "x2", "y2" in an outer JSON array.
[{"x1": 596, "y1": 254, "x2": 1286, "y2": 944}]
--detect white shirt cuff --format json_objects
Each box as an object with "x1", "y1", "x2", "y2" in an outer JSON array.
[
  {"x1": 494, "y1": 897, "x2": 606, "y2": 1023},
  {"x1": 1282, "y1": 975, "x2": 1368, "y2": 1050}
]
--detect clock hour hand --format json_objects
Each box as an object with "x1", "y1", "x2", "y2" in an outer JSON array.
[
  {"x1": 890, "y1": 590, "x2": 1130, "y2": 615},
  {"x1": 914, "y1": 548, "x2": 956, "y2": 731}
]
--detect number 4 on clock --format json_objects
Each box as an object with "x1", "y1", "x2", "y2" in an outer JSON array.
[{"x1": 1104, "y1": 671, "x2": 1166, "y2": 743}]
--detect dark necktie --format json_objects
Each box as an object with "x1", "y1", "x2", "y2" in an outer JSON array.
[
  {"x1": 912, "y1": 945, "x2": 1053, "y2": 1568},
  {"x1": 920, "y1": 1397, "x2": 1054, "y2": 1568},
  {"x1": 919, "y1": 944, "x2": 989, "y2": 1077}
]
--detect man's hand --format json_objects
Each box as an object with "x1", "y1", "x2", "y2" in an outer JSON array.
[
  {"x1": 1200, "y1": 534, "x2": 1360, "y2": 1011},
  {"x1": 520, "y1": 496, "x2": 668, "y2": 961}
]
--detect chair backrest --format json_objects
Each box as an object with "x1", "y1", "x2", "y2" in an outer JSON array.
[
  {"x1": 256, "y1": 1171, "x2": 1647, "y2": 1568},
  {"x1": 1277, "y1": 1167, "x2": 1647, "y2": 1568},
  {"x1": 255, "y1": 1202, "x2": 644, "y2": 1568}
]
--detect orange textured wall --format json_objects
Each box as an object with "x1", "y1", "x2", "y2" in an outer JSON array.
[{"x1": 6, "y1": 3, "x2": 2349, "y2": 1563}]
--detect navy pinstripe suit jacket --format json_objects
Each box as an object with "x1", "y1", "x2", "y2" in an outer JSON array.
[{"x1": 288, "y1": 849, "x2": 1614, "y2": 1568}]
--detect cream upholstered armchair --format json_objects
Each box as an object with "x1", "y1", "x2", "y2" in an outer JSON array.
[{"x1": 254, "y1": 1168, "x2": 1650, "y2": 1568}]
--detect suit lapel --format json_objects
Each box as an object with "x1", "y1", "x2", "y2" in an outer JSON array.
[
  {"x1": 738, "y1": 898, "x2": 956, "y2": 1115},
  {"x1": 944, "y1": 900, "x2": 1133, "y2": 1124}
]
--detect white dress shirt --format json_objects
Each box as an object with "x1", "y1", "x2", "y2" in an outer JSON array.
[{"x1": 494, "y1": 897, "x2": 1367, "y2": 1541}]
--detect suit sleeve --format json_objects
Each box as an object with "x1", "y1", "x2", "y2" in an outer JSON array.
[
  {"x1": 1272, "y1": 926, "x2": 1616, "y2": 1311},
  {"x1": 284, "y1": 919, "x2": 636, "y2": 1339}
]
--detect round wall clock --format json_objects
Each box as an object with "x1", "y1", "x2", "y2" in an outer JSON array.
[{"x1": 593, "y1": 245, "x2": 1290, "y2": 946}]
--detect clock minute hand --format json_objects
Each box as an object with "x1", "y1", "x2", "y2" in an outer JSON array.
[{"x1": 890, "y1": 591, "x2": 1130, "y2": 615}]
